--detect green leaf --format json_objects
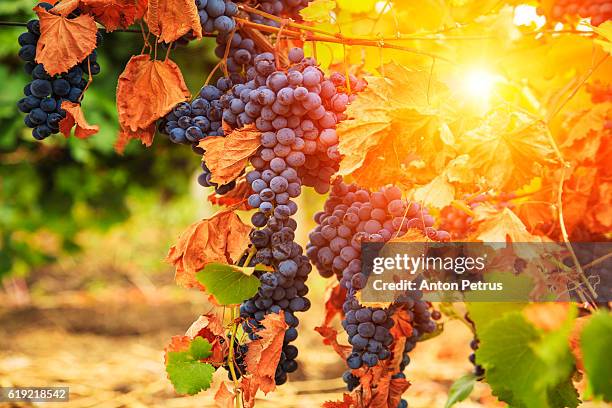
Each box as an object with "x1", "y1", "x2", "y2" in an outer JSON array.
[
  {"x1": 445, "y1": 373, "x2": 477, "y2": 408},
  {"x1": 166, "y1": 338, "x2": 216, "y2": 395},
  {"x1": 581, "y1": 311, "x2": 612, "y2": 401},
  {"x1": 466, "y1": 302, "x2": 526, "y2": 332},
  {"x1": 476, "y1": 312, "x2": 578, "y2": 408},
  {"x1": 196, "y1": 263, "x2": 260, "y2": 305},
  {"x1": 166, "y1": 351, "x2": 216, "y2": 395},
  {"x1": 189, "y1": 336, "x2": 213, "y2": 360}
]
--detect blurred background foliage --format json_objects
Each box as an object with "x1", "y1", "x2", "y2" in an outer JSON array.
[{"x1": 0, "y1": 1, "x2": 223, "y2": 281}]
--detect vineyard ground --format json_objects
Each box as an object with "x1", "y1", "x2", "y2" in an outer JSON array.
[{"x1": 0, "y1": 283, "x2": 606, "y2": 408}]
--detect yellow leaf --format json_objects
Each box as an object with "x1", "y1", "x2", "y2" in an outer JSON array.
[
  {"x1": 593, "y1": 21, "x2": 612, "y2": 54},
  {"x1": 299, "y1": 0, "x2": 336, "y2": 23},
  {"x1": 458, "y1": 109, "x2": 556, "y2": 190}
]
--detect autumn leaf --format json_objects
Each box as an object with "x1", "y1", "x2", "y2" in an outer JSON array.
[
  {"x1": 337, "y1": 63, "x2": 454, "y2": 189},
  {"x1": 81, "y1": 0, "x2": 148, "y2": 31},
  {"x1": 147, "y1": 0, "x2": 202, "y2": 43},
  {"x1": 458, "y1": 109, "x2": 556, "y2": 191},
  {"x1": 199, "y1": 124, "x2": 262, "y2": 185},
  {"x1": 114, "y1": 123, "x2": 156, "y2": 153},
  {"x1": 244, "y1": 312, "x2": 288, "y2": 394},
  {"x1": 58, "y1": 101, "x2": 99, "y2": 139},
  {"x1": 51, "y1": 0, "x2": 81, "y2": 16},
  {"x1": 117, "y1": 54, "x2": 190, "y2": 131},
  {"x1": 166, "y1": 210, "x2": 252, "y2": 289},
  {"x1": 314, "y1": 325, "x2": 352, "y2": 359},
  {"x1": 300, "y1": 0, "x2": 336, "y2": 23},
  {"x1": 214, "y1": 382, "x2": 235, "y2": 408},
  {"x1": 321, "y1": 283, "x2": 346, "y2": 327},
  {"x1": 115, "y1": 54, "x2": 190, "y2": 151},
  {"x1": 208, "y1": 176, "x2": 252, "y2": 211},
  {"x1": 391, "y1": 309, "x2": 414, "y2": 339},
  {"x1": 34, "y1": 6, "x2": 98, "y2": 76},
  {"x1": 322, "y1": 393, "x2": 356, "y2": 408},
  {"x1": 593, "y1": 21, "x2": 612, "y2": 54}
]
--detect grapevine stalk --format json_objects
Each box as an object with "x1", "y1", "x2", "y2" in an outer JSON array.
[{"x1": 228, "y1": 306, "x2": 241, "y2": 408}]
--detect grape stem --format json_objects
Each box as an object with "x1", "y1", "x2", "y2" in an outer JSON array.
[
  {"x1": 234, "y1": 18, "x2": 452, "y2": 63},
  {"x1": 228, "y1": 306, "x2": 242, "y2": 408}
]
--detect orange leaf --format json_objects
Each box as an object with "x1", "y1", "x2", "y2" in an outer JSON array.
[
  {"x1": 214, "y1": 382, "x2": 235, "y2": 408},
  {"x1": 114, "y1": 123, "x2": 156, "y2": 153},
  {"x1": 322, "y1": 393, "x2": 356, "y2": 408},
  {"x1": 146, "y1": 0, "x2": 202, "y2": 43},
  {"x1": 58, "y1": 101, "x2": 99, "y2": 139},
  {"x1": 116, "y1": 54, "x2": 190, "y2": 132},
  {"x1": 166, "y1": 210, "x2": 252, "y2": 289},
  {"x1": 391, "y1": 309, "x2": 414, "y2": 339},
  {"x1": 524, "y1": 303, "x2": 571, "y2": 332},
  {"x1": 34, "y1": 6, "x2": 98, "y2": 76},
  {"x1": 207, "y1": 176, "x2": 252, "y2": 211},
  {"x1": 314, "y1": 325, "x2": 352, "y2": 360},
  {"x1": 321, "y1": 283, "x2": 346, "y2": 327},
  {"x1": 240, "y1": 375, "x2": 257, "y2": 408},
  {"x1": 81, "y1": 0, "x2": 148, "y2": 31},
  {"x1": 473, "y1": 206, "x2": 541, "y2": 243},
  {"x1": 51, "y1": 0, "x2": 81, "y2": 16},
  {"x1": 199, "y1": 125, "x2": 262, "y2": 186},
  {"x1": 244, "y1": 312, "x2": 288, "y2": 394},
  {"x1": 185, "y1": 314, "x2": 225, "y2": 340},
  {"x1": 163, "y1": 335, "x2": 191, "y2": 364}
]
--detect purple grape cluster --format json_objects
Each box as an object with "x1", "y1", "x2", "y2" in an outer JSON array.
[
  {"x1": 215, "y1": 31, "x2": 259, "y2": 85},
  {"x1": 247, "y1": 0, "x2": 313, "y2": 26},
  {"x1": 238, "y1": 47, "x2": 366, "y2": 385},
  {"x1": 221, "y1": 47, "x2": 365, "y2": 194},
  {"x1": 17, "y1": 3, "x2": 102, "y2": 140},
  {"x1": 307, "y1": 179, "x2": 446, "y2": 374},
  {"x1": 172, "y1": 0, "x2": 238, "y2": 46}
]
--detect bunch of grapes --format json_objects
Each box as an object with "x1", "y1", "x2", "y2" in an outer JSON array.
[
  {"x1": 221, "y1": 47, "x2": 366, "y2": 193},
  {"x1": 237, "y1": 48, "x2": 368, "y2": 385},
  {"x1": 215, "y1": 31, "x2": 259, "y2": 85},
  {"x1": 308, "y1": 179, "x2": 447, "y2": 374},
  {"x1": 16, "y1": 3, "x2": 102, "y2": 140},
  {"x1": 548, "y1": 0, "x2": 612, "y2": 26},
  {"x1": 171, "y1": 0, "x2": 238, "y2": 46},
  {"x1": 246, "y1": 0, "x2": 313, "y2": 26}
]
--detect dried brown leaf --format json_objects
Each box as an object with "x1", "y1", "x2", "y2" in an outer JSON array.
[
  {"x1": 199, "y1": 124, "x2": 262, "y2": 185},
  {"x1": 58, "y1": 101, "x2": 99, "y2": 139},
  {"x1": 147, "y1": 0, "x2": 202, "y2": 43},
  {"x1": 244, "y1": 312, "x2": 287, "y2": 394},
  {"x1": 165, "y1": 210, "x2": 252, "y2": 288},
  {"x1": 34, "y1": 6, "x2": 98, "y2": 76}
]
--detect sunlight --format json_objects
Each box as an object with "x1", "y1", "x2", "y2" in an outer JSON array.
[
  {"x1": 375, "y1": 1, "x2": 392, "y2": 14},
  {"x1": 513, "y1": 5, "x2": 546, "y2": 28},
  {"x1": 462, "y1": 68, "x2": 499, "y2": 100}
]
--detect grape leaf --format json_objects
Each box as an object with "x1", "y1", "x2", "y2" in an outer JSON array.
[
  {"x1": 196, "y1": 263, "x2": 260, "y2": 305},
  {"x1": 34, "y1": 6, "x2": 98, "y2": 76},
  {"x1": 115, "y1": 54, "x2": 190, "y2": 151},
  {"x1": 244, "y1": 312, "x2": 288, "y2": 394},
  {"x1": 214, "y1": 382, "x2": 235, "y2": 408},
  {"x1": 58, "y1": 101, "x2": 99, "y2": 139},
  {"x1": 458, "y1": 109, "x2": 556, "y2": 191},
  {"x1": 444, "y1": 373, "x2": 477, "y2": 408},
  {"x1": 114, "y1": 123, "x2": 156, "y2": 153},
  {"x1": 166, "y1": 209, "x2": 252, "y2": 289},
  {"x1": 147, "y1": 0, "x2": 202, "y2": 43},
  {"x1": 472, "y1": 207, "x2": 541, "y2": 244},
  {"x1": 322, "y1": 393, "x2": 356, "y2": 408},
  {"x1": 199, "y1": 124, "x2": 262, "y2": 186},
  {"x1": 165, "y1": 336, "x2": 216, "y2": 395},
  {"x1": 51, "y1": 0, "x2": 80, "y2": 16},
  {"x1": 593, "y1": 21, "x2": 612, "y2": 54},
  {"x1": 321, "y1": 283, "x2": 346, "y2": 327},
  {"x1": 81, "y1": 0, "x2": 148, "y2": 31},
  {"x1": 580, "y1": 311, "x2": 612, "y2": 401},
  {"x1": 476, "y1": 312, "x2": 578, "y2": 408},
  {"x1": 207, "y1": 176, "x2": 252, "y2": 211},
  {"x1": 300, "y1": 0, "x2": 336, "y2": 23},
  {"x1": 314, "y1": 325, "x2": 352, "y2": 359}
]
